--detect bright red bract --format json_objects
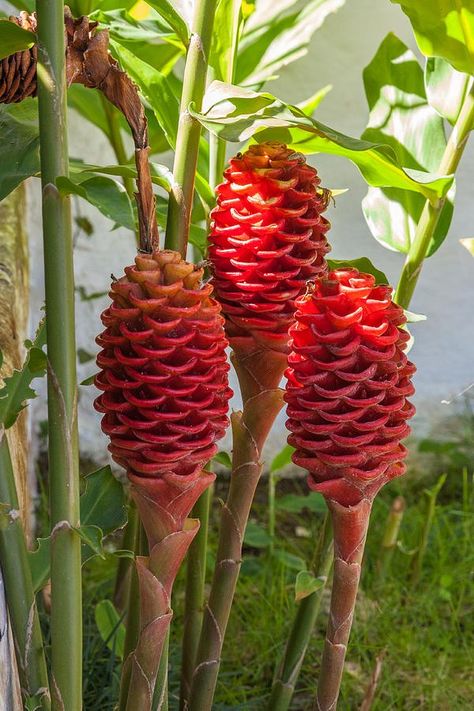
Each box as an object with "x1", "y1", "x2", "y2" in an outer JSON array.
[
  {"x1": 209, "y1": 142, "x2": 331, "y2": 353},
  {"x1": 285, "y1": 268, "x2": 416, "y2": 506}
]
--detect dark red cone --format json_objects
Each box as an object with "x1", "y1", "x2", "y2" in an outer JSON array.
[
  {"x1": 94, "y1": 250, "x2": 232, "y2": 482},
  {"x1": 285, "y1": 268, "x2": 416, "y2": 507},
  {"x1": 209, "y1": 142, "x2": 331, "y2": 356}
]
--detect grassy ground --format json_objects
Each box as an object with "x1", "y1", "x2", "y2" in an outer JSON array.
[{"x1": 79, "y1": 408, "x2": 474, "y2": 710}]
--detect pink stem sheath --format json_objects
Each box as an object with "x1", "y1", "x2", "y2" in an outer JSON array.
[{"x1": 314, "y1": 498, "x2": 372, "y2": 711}]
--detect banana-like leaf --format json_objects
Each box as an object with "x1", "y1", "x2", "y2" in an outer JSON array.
[
  {"x1": 361, "y1": 34, "x2": 454, "y2": 257},
  {"x1": 191, "y1": 80, "x2": 453, "y2": 201},
  {"x1": 425, "y1": 57, "x2": 473, "y2": 125},
  {"x1": 237, "y1": 0, "x2": 345, "y2": 88},
  {"x1": 391, "y1": 0, "x2": 474, "y2": 76}
]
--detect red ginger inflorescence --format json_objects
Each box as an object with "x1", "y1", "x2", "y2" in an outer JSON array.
[
  {"x1": 209, "y1": 142, "x2": 331, "y2": 355},
  {"x1": 285, "y1": 268, "x2": 416, "y2": 507},
  {"x1": 94, "y1": 250, "x2": 232, "y2": 486}
]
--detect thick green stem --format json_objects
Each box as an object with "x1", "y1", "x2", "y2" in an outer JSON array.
[
  {"x1": 315, "y1": 499, "x2": 372, "y2": 711},
  {"x1": 114, "y1": 499, "x2": 139, "y2": 612},
  {"x1": 0, "y1": 434, "x2": 50, "y2": 709},
  {"x1": 165, "y1": 0, "x2": 218, "y2": 255},
  {"x1": 268, "y1": 468, "x2": 277, "y2": 553},
  {"x1": 180, "y1": 484, "x2": 212, "y2": 709},
  {"x1": 118, "y1": 521, "x2": 145, "y2": 711},
  {"x1": 376, "y1": 496, "x2": 405, "y2": 588},
  {"x1": 269, "y1": 516, "x2": 333, "y2": 711},
  {"x1": 36, "y1": 2, "x2": 82, "y2": 709},
  {"x1": 189, "y1": 382, "x2": 284, "y2": 711},
  {"x1": 395, "y1": 84, "x2": 474, "y2": 308},
  {"x1": 410, "y1": 475, "x2": 446, "y2": 586}
]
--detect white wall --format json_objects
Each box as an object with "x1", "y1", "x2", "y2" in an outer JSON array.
[{"x1": 3, "y1": 0, "x2": 473, "y2": 464}]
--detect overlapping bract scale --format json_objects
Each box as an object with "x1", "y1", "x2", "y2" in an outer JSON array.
[
  {"x1": 94, "y1": 250, "x2": 232, "y2": 481},
  {"x1": 209, "y1": 142, "x2": 331, "y2": 353},
  {"x1": 285, "y1": 268, "x2": 416, "y2": 506}
]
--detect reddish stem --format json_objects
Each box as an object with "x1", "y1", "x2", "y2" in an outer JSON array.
[{"x1": 314, "y1": 498, "x2": 372, "y2": 711}]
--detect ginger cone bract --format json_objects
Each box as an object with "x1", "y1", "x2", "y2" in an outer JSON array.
[
  {"x1": 209, "y1": 141, "x2": 331, "y2": 390},
  {"x1": 94, "y1": 250, "x2": 232, "y2": 709},
  {"x1": 285, "y1": 268, "x2": 415, "y2": 507},
  {"x1": 284, "y1": 268, "x2": 415, "y2": 711}
]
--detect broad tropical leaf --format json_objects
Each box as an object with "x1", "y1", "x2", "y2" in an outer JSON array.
[
  {"x1": 192, "y1": 80, "x2": 453, "y2": 200},
  {"x1": 361, "y1": 34, "x2": 454, "y2": 256},
  {"x1": 391, "y1": 0, "x2": 474, "y2": 75},
  {"x1": 236, "y1": 0, "x2": 345, "y2": 88},
  {"x1": 425, "y1": 57, "x2": 473, "y2": 125}
]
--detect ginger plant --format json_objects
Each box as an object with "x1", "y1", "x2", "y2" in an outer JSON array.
[{"x1": 0, "y1": 2, "x2": 472, "y2": 711}]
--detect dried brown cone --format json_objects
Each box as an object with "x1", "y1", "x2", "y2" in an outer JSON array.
[{"x1": 0, "y1": 12, "x2": 37, "y2": 104}]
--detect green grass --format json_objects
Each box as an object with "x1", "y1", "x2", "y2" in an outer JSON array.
[{"x1": 81, "y1": 458, "x2": 474, "y2": 710}]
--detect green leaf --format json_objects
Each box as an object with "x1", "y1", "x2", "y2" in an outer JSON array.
[
  {"x1": 0, "y1": 19, "x2": 35, "y2": 61},
  {"x1": 0, "y1": 319, "x2": 46, "y2": 429},
  {"x1": 213, "y1": 450, "x2": 232, "y2": 468},
  {"x1": 193, "y1": 81, "x2": 453, "y2": 201},
  {"x1": 425, "y1": 57, "x2": 473, "y2": 125},
  {"x1": 95, "y1": 600, "x2": 126, "y2": 659},
  {"x1": 295, "y1": 570, "x2": 325, "y2": 601},
  {"x1": 98, "y1": 8, "x2": 184, "y2": 75},
  {"x1": 270, "y1": 444, "x2": 295, "y2": 473},
  {"x1": 327, "y1": 257, "x2": 389, "y2": 285},
  {"x1": 145, "y1": 0, "x2": 189, "y2": 46},
  {"x1": 75, "y1": 524, "x2": 106, "y2": 559},
  {"x1": 276, "y1": 492, "x2": 326, "y2": 514},
  {"x1": 210, "y1": 0, "x2": 243, "y2": 83},
  {"x1": 236, "y1": 0, "x2": 345, "y2": 88},
  {"x1": 460, "y1": 237, "x2": 474, "y2": 256},
  {"x1": 29, "y1": 467, "x2": 126, "y2": 590},
  {"x1": 391, "y1": 0, "x2": 474, "y2": 75},
  {"x1": 80, "y1": 374, "x2": 96, "y2": 386},
  {"x1": 297, "y1": 85, "x2": 333, "y2": 117},
  {"x1": 110, "y1": 39, "x2": 179, "y2": 149},
  {"x1": 57, "y1": 175, "x2": 136, "y2": 231},
  {"x1": 244, "y1": 521, "x2": 272, "y2": 549},
  {"x1": 70, "y1": 159, "x2": 174, "y2": 193},
  {"x1": 80, "y1": 465, "x2": 127, "y2": 535},
  {"x1": 0, "y1": 100, "x2": 39, "y2": 201},
  {"x1": 361, "y1": 34, "x2": 454, "y2": 256}
]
